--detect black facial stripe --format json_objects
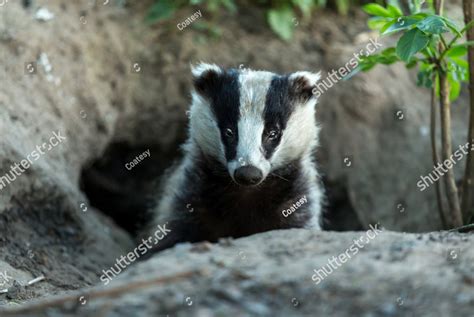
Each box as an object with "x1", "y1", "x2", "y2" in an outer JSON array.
[
  {"x1": 203, "y1": 69, "x2": 240, "y2": 161},
  {"x1": 262, "y1": 75, "x2": 295, "y2": 159}
]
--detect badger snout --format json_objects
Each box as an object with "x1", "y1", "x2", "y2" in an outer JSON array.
[{"x1": 233, "y1": 165, "x2": 263, "y2": 186}]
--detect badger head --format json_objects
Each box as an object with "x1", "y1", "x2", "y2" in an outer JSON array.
[{"x1": 189, "y1": 63, "x2": 321, "y2": 187}]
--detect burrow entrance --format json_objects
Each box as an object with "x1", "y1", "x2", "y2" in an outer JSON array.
[{"x1": 79, "y1": 142, "x2": 180, "y2": 236}]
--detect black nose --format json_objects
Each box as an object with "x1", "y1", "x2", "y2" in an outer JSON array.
[{"x1": 234, "y1": 166, "x2": 263, "y2": 186}]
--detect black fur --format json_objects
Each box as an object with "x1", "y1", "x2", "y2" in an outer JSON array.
[
  {"x1": 194, "y1": 68, "x2": 241, "y2": 161},
  {"x1": 262, "y1": 75, "x2": 294, "y2": 159},
  {"x1": 152, "y1": 149, "x2": 313, "y2": 252}
]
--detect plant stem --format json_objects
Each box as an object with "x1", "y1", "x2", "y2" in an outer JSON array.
[
  {"x1": 439, "y1": 0, "x2": 444, "y2": 16},
  {"x1": 438, "y1": 35, "x2": 452, "y2": 61},
  {"x1": 0, "y1": 270, "x2": 201, "y2": 315},
  {"x1": 461, "y1": 0, "x2": 474, "y2": 224},
  {"x1": 439, "y1": 71, "x2": 463, "y2": 227},
  {"x1": 433, "y1": 0, "x2": 462, "y2": 228},
  {"x1": 430, "y1": 85, "x2": 449, "y2": 228}
]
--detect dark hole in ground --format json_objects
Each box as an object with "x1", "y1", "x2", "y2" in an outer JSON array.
[
  {"x1": 80, "y1": 142, "x2": 180, "y2": 236},
  {"x1": 321, "y1": 177, "x2": 364, "y2": 231}
]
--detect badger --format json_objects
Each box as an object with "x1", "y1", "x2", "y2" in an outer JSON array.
[{"x1": 145, "y1": 63, "x2": 324, "y2": 252}]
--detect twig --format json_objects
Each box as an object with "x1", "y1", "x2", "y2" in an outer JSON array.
[
  {"x1": 27, "y1": 275, "x2": 45, "y2": 286},
  {"x1": 448, "y1": 223, "x2": 474, "y2": 232},
  {"x1": 0, "y1": 275, "x2": 46, "y2": 295},
  {"x1": 461, "y1": 0, "x2": 474, "y2": 225},
  {"x1": 430, "y1": 85, "x2": 449, "y2": 228},
  {"x1": 439, "y1": 72, "x2": 463, "y2": 227},
  {"x1": 0, "y1": 270, "x2": 203, "y2": 315}
]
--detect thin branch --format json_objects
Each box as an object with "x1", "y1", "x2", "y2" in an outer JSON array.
[
  {"x1": 0, "y1": 270, "x2": 203, "y2": 315},
  {"x1": 448, "y1": 223, "x2": 474, "y2": 232},
  {"x1": 461, "y1": 0, "x2": 474, "y2": 225},
  {"x1": 430, "y1": 85, "x2": 449, "y2": 228},
  {"x1": 439, "y1": 71, "x2": 463, "y2": 227}
]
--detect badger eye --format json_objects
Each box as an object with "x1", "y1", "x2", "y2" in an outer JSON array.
[
  {"x1": 267, "y1": 130, "x2": 279, "y2": 140},
  {"x1": 225, "y1": 128, "x2": 234, "y2": 138}
]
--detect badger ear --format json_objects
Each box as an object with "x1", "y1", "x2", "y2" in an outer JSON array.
[
  {"x1": 288, "y1": 71, "x2": 321, "y2": 103},
  {"x1": 191, "y1": 63, "x2": 222, "y2": 97}
]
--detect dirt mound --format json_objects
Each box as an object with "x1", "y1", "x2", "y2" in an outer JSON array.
[{"x1": 2, "y1": 230, "x2": 473, "y2": 316}]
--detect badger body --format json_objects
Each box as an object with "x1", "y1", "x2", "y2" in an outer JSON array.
[{"x1": 146, "y1": 64, "x2": 324, "y2": 251}]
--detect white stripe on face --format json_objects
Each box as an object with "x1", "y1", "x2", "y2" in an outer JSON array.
[
  {"x1": 227, "y1": 71, "x2": 274, "y2": 180},
  {"x1": 270, "y1": 105, "x2": 319, "y2": 169}
]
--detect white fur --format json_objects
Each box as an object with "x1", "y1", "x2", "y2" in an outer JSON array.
[
  {"x1": 227, "y1": 71, "x2": 274, "y2": 181},
  {"x1": 189, "y1": 91, "x2": 226, "y2": 164},
  {"x1": 289, "y1": 71, "x2": 322, "y2": 87},
  {"x1": 191, "y1": 62, "x2": 222, "y2": 77}
]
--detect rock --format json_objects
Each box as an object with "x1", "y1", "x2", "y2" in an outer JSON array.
[
  {"x1": 0, "y1": 230, "x2": 472, "y2": 316},
  {"x1": 34, "y1": 8, "x2": 55, "y2": 22}
]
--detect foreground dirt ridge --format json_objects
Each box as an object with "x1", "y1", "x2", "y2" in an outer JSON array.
[{"x1": 0, "y1": 230, "x2": 473, "y2": 316}]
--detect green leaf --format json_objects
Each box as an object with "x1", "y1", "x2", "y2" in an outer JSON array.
[
  {"x1": 382, "y1": 17, "x2": 420, "y2": 35},
  {"x1": 454, "y1": 41, "x2": 474, "y2": 48},
  {"x1": 441, "y1": 17, "x2": 462, "y2": 36},
  {"x1": 380, "y1": 19, "x2": 396, "y2": 33},
  {"x1": 363, "y1": 4, "x2": 392, "y2": 18},
  {"x1": 451, "y1": 57, "x2": 469, "y2": 71},
  {"x1": 360, "y1": 61, "x2": 377, "y2": 71},
  {"x1": 387, "y1": 4, "x2": 402, "y2": 17},
  {"x1": 146, "y1": 0, "x2": 177, "y2": 23},
  {"x1": 406, "y1": 59, "x2": 418, "y2": 68},
  {"x1": 411, "y1": 13, "x2": 429, "y2": 19},
  {"x1": 377, "y1": 55, "x2": 399, "y2": 64},
  {"x1": 448, "y1": 72, "x2": 461, "y2": 101},
  {"x1": 416, "y1": 15, "x2": 448, "y2": 34},
  {"x1": 447, "y1": 45, "x2": 468, "y2": 57},
  {"x1": 368, "y1": 17, "x2": 392, "y2": 31},
  {"x1": 449, "y1": 57, "x2": 469, "y2": 82},
  {"x1": 376, "y1": 47, "x2": 400, "y2": 64},
  {"x1": 381, "y1": 47, "x2": 397, "y2": 55},
  {"x1": 267, "y1": 6, "x2": 295, "y2": 41},
  {"x1": 417, "y1": 69, "x2": 433, "y2": 88},
  {"x1": 396, "y1": 28, "x2": 430, "y2": 61}
]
